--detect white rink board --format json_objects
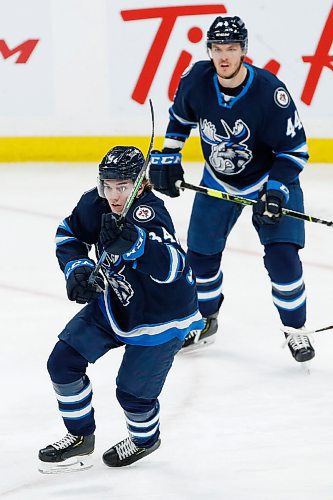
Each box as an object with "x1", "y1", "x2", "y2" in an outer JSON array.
[{"x1": 0, "y1": 0, "x2": 332, "y2": 137}]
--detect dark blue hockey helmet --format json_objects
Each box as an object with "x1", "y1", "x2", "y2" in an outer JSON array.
[
  {"x1": 206, "y1": 16, "x2": 248, "y2": 52},
  {"x1": 99, "y1": 146, "x2": 144, "y2": 181},
  {"x1": 98, "y1": 146, "x2": 145, "y2": 197}
]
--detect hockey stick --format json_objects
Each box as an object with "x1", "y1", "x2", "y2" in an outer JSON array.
[
  {"x1": 88, "y1": 99, "x2": 155, "y2": 288},
  {"x1": 282, "y1": 325, "x2": 333, "y2": 336},
  {"x1": 175, "y1": 180, "x2": 333, "y2": 228}
]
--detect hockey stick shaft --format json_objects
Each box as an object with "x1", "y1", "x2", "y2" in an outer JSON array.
[
  {"x1": 88, "y1": 99, "x2": 155, "y2": 287},
  {"x1": 283, "y1": 325, "x2": 333, "y2": 335},
  {"x1": 176, "y1": 181, "x2": 333, "y2": 227},
  {"x1": 312, "y1": 325, "x2": 333, "y2": 333}
]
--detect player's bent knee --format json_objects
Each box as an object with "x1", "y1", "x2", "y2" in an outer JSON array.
[
  {"x1": 47, "y1": 340, "x2": 87, "y2": 383},
  {"x1": 116, "y1": 388, "x2": 157, "y2": 414},
  {"x1": 264, "y1": 243, "x2": 302, "y2": 275}
]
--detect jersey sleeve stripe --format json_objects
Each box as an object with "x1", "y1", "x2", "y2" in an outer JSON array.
[
  {"x1": 151, "y1": 245, "x2": 183, "y2": 284},
  {"x1": 169, "y1": 106, "x2": 197, "y2": 126},
  {"x1": 164, "y1": 138, "x2": 186, "y2": 150},
  {"x1": 275, "y1": 153, "x2": 307, "y2": 170},
  {"x1": 277, "y1": 142, "x2": 308, "y2": 155},
  {"x1": 55, "y1": 236, "x2": 78, "y2": 246},
  {"x1": 58, "y1": 219, "x2": 74, "y2": 234},
  {"x1": 165, "y1": 132, "x2": 188, "y2": 138}
]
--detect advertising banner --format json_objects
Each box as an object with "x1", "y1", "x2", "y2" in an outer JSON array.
[{"x1": 0, "y1": 0, "x2": 331, "y2": 161}]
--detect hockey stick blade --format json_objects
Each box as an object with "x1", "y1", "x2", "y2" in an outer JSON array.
[
  {"x1": 176, "y1": 180, "x2": 333, "y2": 228},
  {"x1": 88, "y1": 99, "x2": 155, "y2": 286}
]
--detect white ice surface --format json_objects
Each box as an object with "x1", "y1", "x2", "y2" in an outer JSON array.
[{"x1": 1, "y1": 162, "x2": 333, "y2": 500}]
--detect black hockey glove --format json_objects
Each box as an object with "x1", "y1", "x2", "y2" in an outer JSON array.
[
  {"x1": 252, "y1": 181, "x2": 289, "y2": 225},
  {"x1": 100, "y1": 213, "x2": 146, "y2": 258},
  {"x1": 149, "y1": 149, "x2": 184, "y2": 197},
  {"x1": 65, "y1": 258, "x2": 105, "y2": 304}
]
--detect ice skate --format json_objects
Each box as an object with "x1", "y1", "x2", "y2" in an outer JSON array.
[
  {"x1": 181, "y1": 311, "x2": 218, "y2": 352},
  {"x1": 282, "y1": 328, "x2": 315, "y2": 364},
  {"x1": 38, "y1": 432, "x2": 95, "y2": 474},
  {"x1": 103, "y1": 436, "x2": 161, "y2": 467}
]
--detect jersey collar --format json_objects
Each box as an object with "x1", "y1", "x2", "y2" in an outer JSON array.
[{"x1": 213, "y1": 63, "x2": 254, "y2": 109}]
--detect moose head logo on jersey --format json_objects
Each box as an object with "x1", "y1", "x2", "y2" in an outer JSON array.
[
  {"x1": 102, "y1": 256, "x2": 134, "y2": 306},
  {"x1": 200, "y1": 118, "x2": 253, "y2": 175}
]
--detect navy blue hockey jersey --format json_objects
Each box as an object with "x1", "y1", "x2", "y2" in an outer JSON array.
[
  {"x1": 166, "y1": 62, "x2": 308, "y2": 199},
  {"x1": 55, "y1": 188, "x2": 203, "y2": 346}
]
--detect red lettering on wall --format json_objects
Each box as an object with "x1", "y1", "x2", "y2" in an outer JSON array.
[
  {"x1": 168, "y1": 50, "x2": 192, "y2": 101},
  {"x1": 262, "y1": 59, "x2": 281, "y2": 75},
  {"x1": 122, "y1": 5, "x2": 332, "y2": 107},
  {"x1": 168, "y1": 26, "x2": 203, "y2": 100},
  {"x1": 121, "y1": 5, "x2": 227, "y2": 104},
  {"x1": 0, "y1": 39, "x2": 39, "y2": 63},
  {"x1": 301, "y1": 6, "x2": 333, "y2": 105}
]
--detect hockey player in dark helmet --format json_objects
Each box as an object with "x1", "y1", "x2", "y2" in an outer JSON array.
[
  {"x1": 99, "y1": 145, "x2": 145, "y2": 182},
  {"x1": 150, "y1": 16, "x2": 315, "y2": 364},
  {"x1": 97, "y1": 146, "x2": 150, "y2": 215},
  {"x1": 206, "y1": 15, "x2": 248, "y2": 51},
  {"x1": 38, "y1": 145, "x2": 203, "y2": 472},
  {"x1": 206, "y1": 16, "x2": 248, "y2": 82}
]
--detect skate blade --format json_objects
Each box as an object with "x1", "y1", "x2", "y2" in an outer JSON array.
[
  {"x1": 300, "y1": 360, "x2": 311, "y2": 375},
  {"x1": 38, "y1": 455, "x2": 93, "y2": 474},
  {"x1": 180, "y1": 336, "x2": 216, "y2": 354}
]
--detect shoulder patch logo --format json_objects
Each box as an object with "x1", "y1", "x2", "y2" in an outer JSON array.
[
  {"x1": 274, "y1": 87, "x2": 290, "y2": 108},
  {"x1": 133, "y1": 205, "x2": 155, "y2": 222}
]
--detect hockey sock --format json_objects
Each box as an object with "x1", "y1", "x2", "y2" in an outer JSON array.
[
  {"x1": 47, "y1": 340, "x2": 95, "y2": 436},
  {"x1": 187, "y1": 249, "x2": 223, "y2": 317},
  {"x1": 124, "y1": 401, "x2": 160, "y2": 448},
  {"x1": 52, "y1": 377, "x2": 95, "y2": 436},
  {"x1": 264, "y1": 243, "x2": 306, "y2": 328}
]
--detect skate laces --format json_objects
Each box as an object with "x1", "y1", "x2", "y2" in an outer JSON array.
[
  {"x1": 186, "y1": 318, "x2": 207, "y2": 340},
  {"x1": 115, "y1": 437, "x2": 139, "y2": 460},
  {"x1": 283, "y1": 331, "x2": 313, "y2": 351},
  {"x1": 186, "y1": 329, "x2": 198, "y2": 340},
  {"x1": 52, "y1": 432, "x2": 79, "y2": 450}
]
